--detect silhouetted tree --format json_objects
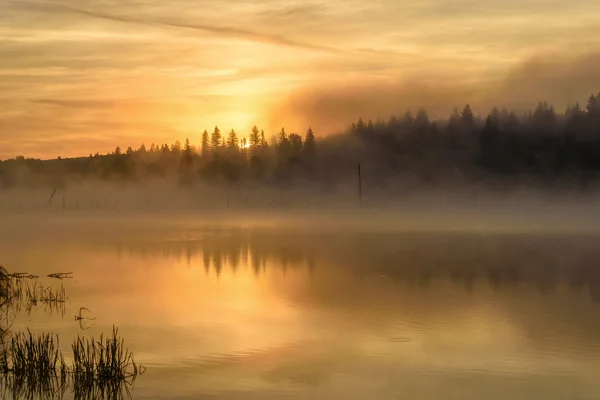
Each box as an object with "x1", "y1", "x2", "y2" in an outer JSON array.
[
  {"x1": 460, "y1": 104, "x2": 474, "y2": 125},
  {"x1": 249, "y1": 126, "x2": 260, "y2": 149},
  {"x1": 260, "y1": 130, "x2": 267, "y2": 147},
  {"x1": 181, "y1": 138, "x2": 193, "y2": 166},
  {"x1": 288, "y1": 133, "x2": 303, "y2": 154},
  {"x1": 587, "y1": 94, "x2": 600, "y2": 118},
  {"x1": 210, "y1": 126, "x2": 222, "y2": 149},
  {"x1": 367, "y1": 119, "x2": 374, "y2": 132},
  {"x1": 171, "y1": 140, "x2": 181, "y2": 154},
  {"x1": 227, "y1": 130, "x2": 239, "y2": 150},
  {"x1": 356, "y1": 118, "x2": 366, "y2": 132},
  {"x1": 201, "y1": 130, "x2": 210, "y2": 157},
  {"x1": 304, "y1": 127, "x2": 316, "y2": 157},
  {"x1": 278, "y1": 128, "x2": 288, "y2": 147}
]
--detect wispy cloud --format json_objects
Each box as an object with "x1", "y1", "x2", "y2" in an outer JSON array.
[
  {"x1": 8, "y1": 0, "x2": 343, "y2": 53},
  {"x1": 29, "y1": 99, "x2": 117, "y2": 109}
]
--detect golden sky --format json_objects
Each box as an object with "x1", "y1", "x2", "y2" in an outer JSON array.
[{"x1": 2, "y1": 0, "x2": 600, "y2": 159}]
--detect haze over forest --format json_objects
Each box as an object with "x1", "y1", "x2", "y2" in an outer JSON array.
[{"x1": 2, "y1": 91, "x2": 600, "y2": 193}]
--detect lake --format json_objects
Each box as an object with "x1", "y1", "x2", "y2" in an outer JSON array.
[{"x1": 1, "y1": 214, "x2": 600, "y2": 399}]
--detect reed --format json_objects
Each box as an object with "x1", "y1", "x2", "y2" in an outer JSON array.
[
  {"x1": 72, "y1": 326, "x2": 141, "y2": 382},
  {"x1": 0, "y1": 268, "x2": 144, "y2": 398},
  {"x1": 1, "y1": 327, "x2": 143, "y2": 399},
  {"x1": 0, "y1": 270, "x2": 67, "y2": 315},
  {"x1": 9, "y1": 330, "x2": 66, "y2": 380}
]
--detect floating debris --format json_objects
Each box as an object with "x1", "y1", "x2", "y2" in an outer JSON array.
[
  {"x1": 47, "y1": 273, "x2": 73, "y2": 280},
  {"x1": 75, "y1": 308, "x2": 96, "y2": 331}
]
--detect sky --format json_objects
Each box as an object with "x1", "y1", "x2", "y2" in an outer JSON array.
[{"x1": 1, "y1": 0, "x2": 600, "y2": 159}]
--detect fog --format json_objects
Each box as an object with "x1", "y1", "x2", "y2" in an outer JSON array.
[
  {"x1": 2, "y1": 178, "x2": 600, "y2": 236},
  {"x1": 272, "y1": 50, "x2": 600, "y2": 133}
]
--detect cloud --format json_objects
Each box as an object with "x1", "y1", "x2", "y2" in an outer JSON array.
[
  {"x1": 8, "y1": 0, "x2": 342, "y2": 54},
  {"x1": 30, "y1": 99, "x2": 117, "y2": 109}
]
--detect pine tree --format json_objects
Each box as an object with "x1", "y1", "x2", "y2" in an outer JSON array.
[
  {"x1": 260, "y1": 130, "x2": 267, "y2": 147},
  {"x1": 587, "y1": 94, "x2": 600, "y2": 118},
  {"x1": 288, "y1": 133, "x2": 303, "y2": 153},
  {"x1": 303, "y1": 127, "x2": 316, "y2": 156},
  {"x1": 277, "y1": 128, "x2": 290, "y2": 162},
  {"x1": 356, "y1": 118, "x2": 366, "y2": 131},
  {"x1": 414, "y1": 108, "x2": 430, "y2": 129},
  {"x1": 249, "y1": 126, "x2": 260, "y2": 148},
  {"x1": 227, "y1": 129, "x2": 239, "y2": 150},
  {"x1": 460, "y1": 104, "x2": 474, "y2": 124},
  {"x1": 278, "y1": 127, "x2": 288, "y2": 147},
  {"x1": 572, "y1": 102, "x2": 584, "y2": 119},
  {"x1": 210, "y1": 126, "x2": 222, "y2": 149},
  {"x1": 181, "y1": 137, "x2": 193, "y2": 166},
  {"x1": 201, "y1": 129, "x2": 210, "y2": 156}
]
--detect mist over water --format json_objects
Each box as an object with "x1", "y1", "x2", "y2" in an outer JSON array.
[
  {"x1": 2, "y1": 180, "x2": 600, "y2": 236},
  {"x1": 1, "y1": 204, "x2": 600, "y2": 399}
]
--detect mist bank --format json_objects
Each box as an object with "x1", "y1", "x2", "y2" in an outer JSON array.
[
  {"x1": 2, "y1": 180, "x2": 600, "y2": 235},
  {"x1": 271, "y1": 51, "x2": 600, "y2": 133}
]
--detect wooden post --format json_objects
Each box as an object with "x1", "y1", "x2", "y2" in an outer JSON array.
[{"x1": 357, "y1": 163, "x2": 362, "y2": 206}]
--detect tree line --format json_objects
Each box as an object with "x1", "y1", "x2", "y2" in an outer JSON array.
[{"x1": 1, "y1": 91, "x2": 600, "y2": 189}]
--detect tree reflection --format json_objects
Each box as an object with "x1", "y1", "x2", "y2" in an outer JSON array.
[{"x1": 116, "y1": 232, "x2": 600, "y2": 301}]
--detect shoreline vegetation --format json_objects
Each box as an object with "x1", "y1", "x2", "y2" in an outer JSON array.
[
  {"x1": 0, "y1": 266, "x2": 144, "y2": 399},
  {"x1": 1, "y1": 93, "x2": 600, "y2": 191}
]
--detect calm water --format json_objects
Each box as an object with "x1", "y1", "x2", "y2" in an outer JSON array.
[{"x1": 2, "y1": 216, "x2": 600, "y2": 399}]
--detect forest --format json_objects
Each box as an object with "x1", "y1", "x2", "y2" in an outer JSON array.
[{"x1": 1, "y1": 91, "x2": 600, "y2": 190}]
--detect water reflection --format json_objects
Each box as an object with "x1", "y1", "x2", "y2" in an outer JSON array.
[
  {"x1": 116, "y1": 231, "x2": 600, "y2": 301},
  {"x1": 2, "y1": 225, "x2": 600, "y2": 399}
]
